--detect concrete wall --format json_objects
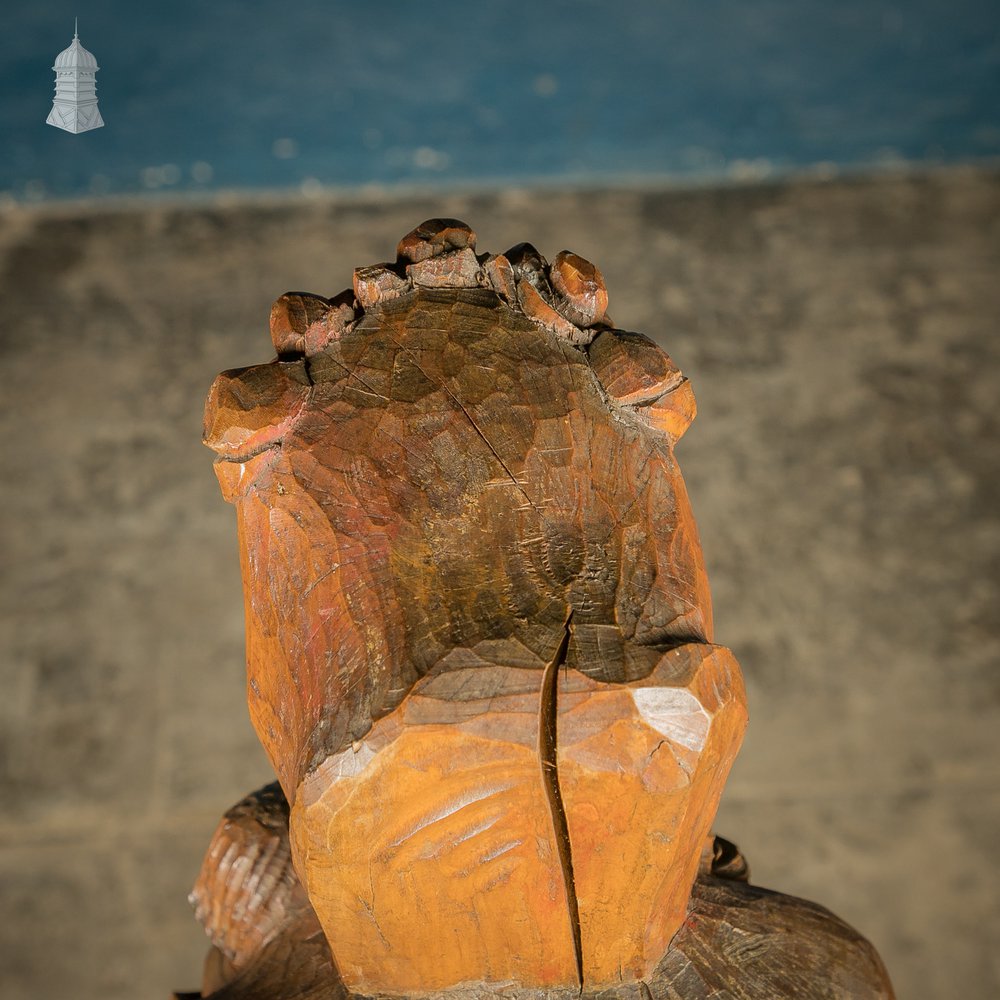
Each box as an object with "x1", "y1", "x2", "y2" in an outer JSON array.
[{"x1": 1, "y1": 168, "x2": 997, "y2": 999}]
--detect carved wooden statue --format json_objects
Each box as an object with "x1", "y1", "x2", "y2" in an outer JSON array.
[{"x1": 183, "y1": 220, "x2": 895, "y2": 999}]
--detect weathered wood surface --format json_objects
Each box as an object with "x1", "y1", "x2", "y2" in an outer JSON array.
[
  {"x1": 203, "y1": 238, "x2": 714, "y2": 804},
  {"x1": 188, "y1": 782, "x2": 313, "y2": 992},
  {"x1": 288, "y1": 642, "x2": 745, "y2": 992},
  {"x1": 557, "y1": 645, "x2": 746, "y2": 983},
  {"x1": 293, "y1": 662, "x2": 581, "y2": 992},
  {"x1": 183, "y1": 785, "x2": 893, "y2": 1000},
  {"x1": 191, "y1": 219, "x2": 891, "y2": 998}
]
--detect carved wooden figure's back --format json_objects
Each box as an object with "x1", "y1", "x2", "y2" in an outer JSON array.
[{"x1": 188, "y1": 220, "x2": 893, "y2": 1000}]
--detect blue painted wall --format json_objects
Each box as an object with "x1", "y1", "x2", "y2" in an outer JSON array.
[{"x1": 3, "y1": 0, "x2": 998, "y2": 200}]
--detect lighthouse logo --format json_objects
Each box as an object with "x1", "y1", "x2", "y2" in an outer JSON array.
[{"x1": 46, "y1": 19, "x2": 104, "y2": 133}]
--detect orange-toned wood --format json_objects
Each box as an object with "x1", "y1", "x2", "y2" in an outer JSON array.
[
  {"x1": 516, "y1": 277, "x2": 584, "y2": 342},
  {"x1": 187, "y1": 221, "x2": 897, "y2": 1000},
  {"x1": 352, "y1": 262, "x2": 408, "y2": 309},
  {"x1": 268, "y1": 293, "x2": 331, "y2": 355},
  {"x1": 557, "y1": 643, "x2": 747, "y2": 986},
  {"x1": 284, "y1": 640, "x2": 746, "y2": 995},
  {"x1": 290, "y1": 664, "x2": 580, "y2": 995},
  {"x1": 646, "y1": 376, "x2": 698, "y2": 443},
  {"x1": 587, "y1": 328, "x2": 697, "y2": 442},
  {"x1": 204, "y1": 284, "x2": 714, "y2": 803},
  {"x1": 550, "y1": 250, "x2": 609, "y2": 327},
  {"x1": 203, "y1": 360, "x2": 310, "y2": 466},
  {"x1": 201, "y1": 224, "x2": 727, "y2": 993},
  {"x1": 482, "y1": 252, "x2": 517, "y2": 303},
  {"x1": 588, "y1": 328, "x2": 683, "y2": 405},
  {"x1": 396, "y1": 218, "x2": 477, "y2": 263},
  {"x1": 187, "y1": 784, "x2": 894, "y2": 1000}
]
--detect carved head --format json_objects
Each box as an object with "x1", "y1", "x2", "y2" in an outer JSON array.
[{"x1": 205, "y1": 219, "x2": 711, "y2": 796}]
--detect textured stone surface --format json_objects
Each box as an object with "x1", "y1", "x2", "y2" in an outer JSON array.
[{"x1": 0, "y1": 167, "x2": 998, "y2": 999}]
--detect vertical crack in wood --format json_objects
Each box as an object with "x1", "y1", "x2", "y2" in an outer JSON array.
[{"x1": 539, "y1": 612, "x2": 583, "y2": 989}]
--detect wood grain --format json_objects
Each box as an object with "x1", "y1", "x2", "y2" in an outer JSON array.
[
  {"x1": 186, "y1": 783, "x2": 893, "y2": 1000},
  {"x1": 202, "y1": 230, "x2": 724, "y2": 991},
  {"x1": 558, "y1": 643, "x2": 747, "y2": 986},
  {"x1": 193, "y1": 221, "x2": 890, "y2": 997},
  {"x1": 205, "y1": 284, "x2": 713, "y2": 802},
  {"x1": 290, "y1": 661, "x2": 579, "y2": 994}
]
